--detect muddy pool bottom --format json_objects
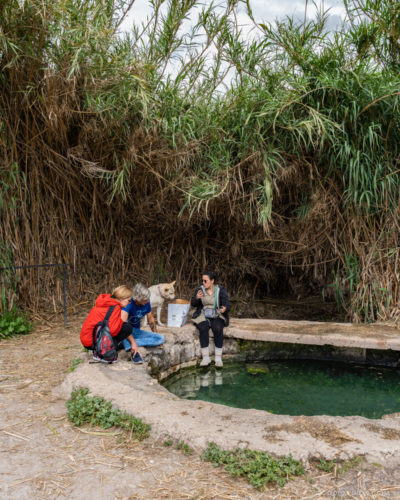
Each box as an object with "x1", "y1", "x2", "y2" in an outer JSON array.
[{"x1": 161, "y1": 360, "x2": 400, "y2": 419}]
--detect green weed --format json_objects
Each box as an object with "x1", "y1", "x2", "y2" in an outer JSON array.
[
  {"x1": 317, "y1": 458, "x2": 336, "y2": 472},
  {"x1": 317, "y1": 456, "x2": 363, "y2": 475},
  {"x1": 201, "y1": 442, "x2": 304, "y2": 489},
  {"x1": 0, "y1": 309, "x2": 32, "y2": 339},
  {"x1": 163, "y1": 439, "x2": 173, "y2": 447},
  {"x1": 69, "y1": 358, "x2": 82, "y2": 372},
  {"x1": 65, "y1": 388, "x2": 150, "y2": 440},
  {"x1": 176, "y1": 440, "x2": 194, "y2": 455},
  {"x1": 338, "y1": 456, "x2": 363, "y2": 474}
]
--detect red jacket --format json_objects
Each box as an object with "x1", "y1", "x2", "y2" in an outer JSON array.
[{"x1": 80, "y1": 294, "x2": 124, "y2": 347}]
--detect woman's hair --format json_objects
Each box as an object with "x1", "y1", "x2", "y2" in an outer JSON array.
[
  {"x1": 132, "y1": 283, "x2": 151, "y2": 302},
  {"x1": 202, "y1": 270, "x2": 217, "y2": 281},
  {"x1": 111, "y1": 285, "x2": 132, "y2": 301}
]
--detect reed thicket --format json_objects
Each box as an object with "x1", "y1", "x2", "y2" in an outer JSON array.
[{"x1": 1, "y1": 0, "x2": 399, "y2": 322}]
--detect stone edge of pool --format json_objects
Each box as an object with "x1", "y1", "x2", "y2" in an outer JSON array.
[{"x1": 55, "y1": 320, "x2": 400, "y2": 466}]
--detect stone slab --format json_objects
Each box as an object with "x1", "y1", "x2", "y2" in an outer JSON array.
[
  {"x1": 158, "y1": 319, "x2": 400, "y2": 351},
  {"x1": 224, "y1": 319, "x2": 400, "y2": 351}
]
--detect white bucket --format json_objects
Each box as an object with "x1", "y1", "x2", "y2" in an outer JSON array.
[{"x1": 167, "y1": 303, "x2": 190, "y2": 327}]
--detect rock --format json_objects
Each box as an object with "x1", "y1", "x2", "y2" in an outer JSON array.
[{"x1": 246, "y1": 364, "x2": 269, "y2": 374}]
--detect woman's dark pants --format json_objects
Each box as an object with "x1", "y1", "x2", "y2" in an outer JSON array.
[{"x1": 196, "y1": 318, "x2": 225, "y2": 349}]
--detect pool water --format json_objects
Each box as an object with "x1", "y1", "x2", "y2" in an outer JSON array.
[{"x1": 162, "y1": 360, "x2": 400, "y2": 419}]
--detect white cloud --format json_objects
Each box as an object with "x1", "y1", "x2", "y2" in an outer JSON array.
[
  {"x1": 119, "y1": 0, "x2": 347, "y2": 35},
  {"x1": 243, "y1": 0, "x2": 344, "y2": 22},
  {"x1": 119, "y1": 0, "x2": 153, "y2": 33}
]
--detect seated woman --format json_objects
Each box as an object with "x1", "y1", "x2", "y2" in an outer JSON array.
[
  {"x1": 119, "y1": 283, "x2": 165, "y2": 364},
  {"x1": 191, "y1": 270, "x2": 231, "y2": 367},
  {"x1": 80, "y1": 285, "x2": 140, "y2": 363}
]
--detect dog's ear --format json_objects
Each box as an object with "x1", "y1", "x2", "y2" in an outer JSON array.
[{"x1": 169, "y1": 280, "x2": 176, "y2": 287}]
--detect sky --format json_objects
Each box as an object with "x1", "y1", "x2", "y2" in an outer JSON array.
[
  {"x1": 120, "y1": 0, "x2": 347, "y2": 35},
  {"x1": 248, "y1": 0, "x2": 345, "y2": 25},
  {"x1": 118, "y1": 0, "x2": 348, "y2": 82}
]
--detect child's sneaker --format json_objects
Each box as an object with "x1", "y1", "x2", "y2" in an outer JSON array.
[
  {"x1": 131, "y1": 352, "x2": 143, "y2": 364},
  {"x1": 93, "y1": 352, "x2": 106, "y2": 363},
  {"x1": 93, "y1": 353, "x2": 117, "y2": 364}
]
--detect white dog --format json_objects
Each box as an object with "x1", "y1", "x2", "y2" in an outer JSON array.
[{"x1": 142, "y1": 281, "x2": 176, "y2": 327}]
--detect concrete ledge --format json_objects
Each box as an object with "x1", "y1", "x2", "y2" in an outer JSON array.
[
  {"x1": 57, "y1": 360, "x2": 400, "y2": 465},
  {"x1": 143, "y1": 320, "x2": 400, "y2": 377},
  {"x1": 55, "y1": 318, "x2": 400, "y2": 466},
  {"x1": 226, "y1": 318, "x2": 400, "y2": 351}
]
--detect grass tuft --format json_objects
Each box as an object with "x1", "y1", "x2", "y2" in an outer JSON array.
[
  {"x1": 65, "y1": 388, "x2": 150, "y2": 440},
  {"x1": 69, "y1": 358, "x2": 82, "y2": 372},
  {"x1": 0, "y1": 309, "x2": 32, "y2": 340},
  {"x1": 201, "y1": 442, "x2": 304, "y2": 489}
]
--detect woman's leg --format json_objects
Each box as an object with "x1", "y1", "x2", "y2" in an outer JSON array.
[
  {"x1": 113, "y1": 322, "x2": 133, "y2": 349},
  {"x1": 210, "y1": 318, "x2": 225, "y2": 348},
  {"x1": 196, "y1": 321, "x2": 210, "y2": 348},
  {"x1": 210, "y1": 318, "x2": 225, "y2": 367},
  {"x1": 196, "y1": 321, "x2": 211, "y2": 366},
  {"x1": 131, "y1": 328, "x2": 165, "y2": 347}
]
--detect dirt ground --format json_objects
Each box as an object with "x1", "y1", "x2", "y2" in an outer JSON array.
[{"x1": 1, "y1": 313, "x2": 400, "y2": 499}]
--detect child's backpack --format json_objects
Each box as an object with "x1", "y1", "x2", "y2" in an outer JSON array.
[{"x1": 92, "y1": 306, "x2": 118, "y2": 363}]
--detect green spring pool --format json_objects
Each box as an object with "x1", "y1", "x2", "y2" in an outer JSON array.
[{"x1": 162, "y1": 360, "x2": 400, "y2": 419}]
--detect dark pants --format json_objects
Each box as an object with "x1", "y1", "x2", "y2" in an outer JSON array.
[
  {"x1": 196, "y1": 318, "x2": 225, "y2": 349},
  {"x1": 112, "y1": 322, "x2": 133, "y2": 347},
  {"x1": 87, "y1": 322, "x2": 132, "y2": 350}
]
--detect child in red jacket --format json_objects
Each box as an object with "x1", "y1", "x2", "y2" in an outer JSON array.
[{"x1": 80, "y1": 285, "x2": 140, "y2": 362}]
